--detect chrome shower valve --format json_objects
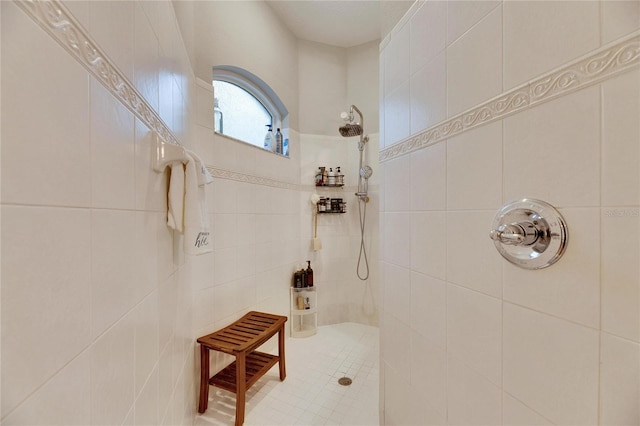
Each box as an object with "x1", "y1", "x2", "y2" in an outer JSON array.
[{"x1": 489, "y1": 199, "x2": 568, "y2": 269}]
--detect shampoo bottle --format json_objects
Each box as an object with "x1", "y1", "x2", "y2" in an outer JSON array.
[
  {"x1": 275, "y1": 128, "x2": 283, "y2": 154},
  {"x1": 305, "y1": 260, "x2": 314, "y2": 287}
]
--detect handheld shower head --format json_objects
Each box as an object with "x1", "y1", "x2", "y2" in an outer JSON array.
[{"x1": 339, "y1": 123, "x2": 363, "y2": 137}]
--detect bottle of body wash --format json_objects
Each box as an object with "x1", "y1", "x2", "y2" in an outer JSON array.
[{"x1": 264, "y1": 125, "x2": 274, "y2": 151}]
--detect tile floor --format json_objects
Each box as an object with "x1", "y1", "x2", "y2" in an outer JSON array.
[{"x1": 195, "y1": 322, "x2": 380, "y2": 426}]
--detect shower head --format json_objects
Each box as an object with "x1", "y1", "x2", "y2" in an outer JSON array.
[
  {"x1": 339, "y1": 104, "x2": 365, "y2": 138},
  {"x1": 359, "y1": 165, "x2": 373, "y2": 179},
  {"x1": 339, "y1": 123, "x2": 363, "y2": 137}
]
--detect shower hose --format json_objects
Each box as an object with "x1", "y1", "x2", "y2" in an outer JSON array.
[{"x1": 357, "y1": 194, "x2": 370, "y2": 281}]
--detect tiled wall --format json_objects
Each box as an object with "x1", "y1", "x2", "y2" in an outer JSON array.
[
  {"x1": 379, "y1": 1, "x2": 639, "y2": 425},
  {"x1": 195, "y1": 79, "x2": 381, "y2": 329},
  {"x1": 2, "y1": 1, "x2": 196, "y2": 424}
]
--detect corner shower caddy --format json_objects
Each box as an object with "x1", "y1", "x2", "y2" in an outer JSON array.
[{"x1": 289, "y1": 287, "x2": 317, "y2": 337}]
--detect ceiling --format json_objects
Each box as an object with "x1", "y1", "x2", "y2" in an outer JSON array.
[{"x1": 266, "y1": 1, "x2": 414, "y2": 48}]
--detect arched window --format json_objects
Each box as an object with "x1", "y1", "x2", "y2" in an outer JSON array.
[{"x1": 213, "y1": 65, "x2": 289, "y2": 156}]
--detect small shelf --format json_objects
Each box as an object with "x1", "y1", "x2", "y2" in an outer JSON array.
[
  {"x1": 291, "y1": 324, "x2": 317, "y2": 338},
  {"x1": 209, "y1": 350, "x2": 280, "y2": 393},
  {"x1": 290, "y1": 287, "x2": 317, "y2": 338},
  {"x1": 315, "y1": 183, "x2": 344, "y2": 188},
  {"x1": 318, "y1": 210, "x2": 346, "y2": 214}
]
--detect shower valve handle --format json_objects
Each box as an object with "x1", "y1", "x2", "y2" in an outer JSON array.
[{"x1": 489, "y1": 222, "x2": 538, "y2": 246}]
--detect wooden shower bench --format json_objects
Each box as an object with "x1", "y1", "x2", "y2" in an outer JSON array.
[{"x1": 197, "y1": 311, "x2": 287, "y2": 425}]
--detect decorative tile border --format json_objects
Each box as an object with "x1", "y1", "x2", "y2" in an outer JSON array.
[
  {"x1": 206, "y1": 167, "x2": 302, "y2": 191},
  {"x1": 15, "y1": 0, "x2": 301, "y2": 191},
  {"x1": 15, "y1": 0, "x2": 178, "y2": 146},
  {"x1": 380, "y1": 32, "x2": 640, "y2": 163}
]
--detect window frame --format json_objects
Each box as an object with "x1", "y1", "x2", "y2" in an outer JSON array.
[{"x1": 212, "y1": 66, "x2": 288, "y2": 153}]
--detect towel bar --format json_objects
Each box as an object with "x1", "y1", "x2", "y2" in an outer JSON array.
[{"x1": 152, "y1": 134, "x2": 187, "y2": 172}]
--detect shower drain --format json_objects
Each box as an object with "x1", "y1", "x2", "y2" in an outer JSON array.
[{"x1": 338, "y1": 377, "x2": 352, "y2": 386}]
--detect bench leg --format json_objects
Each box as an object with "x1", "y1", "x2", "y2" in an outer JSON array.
[
  {"x1": 278, "y1": 325, "x2": 286, "y2": 381},
  {"x1": 198, "y1": 345, "x2": 210, "y2": 413},
  {"x1": 235, "y1": 352, "x2": 246, "y2": 426}
]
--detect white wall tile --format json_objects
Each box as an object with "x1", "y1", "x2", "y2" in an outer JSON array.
[
  {"x1": 90, "y1": 80, "x2": 136, "y2": 210},
  {"x1": 447, "y1": 121, "x2": 502, "y2": 210},
  {"x1": 504, "y1": 1, "x2": 600, "y2": 90},
  {"x1": 384, "y1": 21, "x2": 410, "y2": 96},
  {"x1": 212, "y1": 213, "x2": 238, "y2": 250},
  {"x1": 407, "y1": 387, "x2": 447, "y2": 426},
  {"x1": 447, "y1": 354, "x2": 502, "y2": 426},
  {"x1": 504, "y1": 86, "x2": 600, "y2": 207},
  {"x1": 134, "y1": 292, "x2": 159, "y2": 395},
  {"x1": 381, "y1": 314, "x2": 411, "y2": 385},
  {"x1": 135, "y1": 368, "x2": 159, "y2": 426},
  {"x1": 600, "y1": 333, "x2": 640, "y2": 426},
  {"x1": 602, "y1": 70, "x2": 640, "y2": 206},
  {"x1": 447, "y1": 1, "x2": 501, "y2": 46},
  {"x1": 601, "y1": 208, "x2": 640, "y2": 342},
  {"x1": 502, "y1": 393, "x2": 553, "y2": 426},
  {"x1": 602, "y1": 1, "x2": 640, "y2": 44},
  {"x1": 410, "y1": 51, "x2": 447, "y2": 134},
  {"x1": 2, "y1": 351, "x2": 91, "y2": 426},
  {"x1": 1, "y1": 2, "x2": 91, "y2": 207},
  {"x1": 135, "y1": 120, "x2": 167, "y2": 212},
  {"x1": 1, "y1": 206, "x2": 92, "y2": 417},
  {"x1": 134, "y1": 2, "x2": 160, "y2": 113},
  {"x1": 447, "y1": 210, "x2": 502, "y2": 297},
  {"x1": 383, "y1": 363, "x2": 412, "y2": 426},
  {"x1": 410, "y1": 272, "x2": 446, "y2": 348},
  {"x1": 382, "y1": 212, "x2": 411, "y2": 268},
  {"x1": 447, "y1": 6, "x2": 502, "y2": 116},
  {"x1": 91, "y1": 209, "x2": 138, "y2": 338},
  {"x1": 384, "y1": 153, "x2": 412, "y2": 212},
  {"x1": 447, "y1": 284, "x2": 502, "y2": 385},
  {"x1": 134, "y1": 211, "x2": 160, "y2": 303},
  {"x1": 90, "y1": 313, "x2": 135, "y2": 426},
  {"x1": 383, "y1": 263, "x2": 410, "y2": 324},
  {"x1": 410, "y1": 141, "x2": 446, "y2": 211},
  {"x1": 384, "y1": 82, "x2": 411, "y2": 145},
  {"x1": 410, "y1": 331, "x2": 447, "y2": 417},
  {"x1": 410, "y1": 0, "x2": 446, "y2": 75},
  {"x1": 410, "y1": 211, "x2": 446, "y2": 279},
  {"x1": 504, "y1": 208, "x2": 601, "y2": 328},
  {"x1": 503, "y1": 303, "x2": 599, "y2": 425},
  {"x1": 89, "y1": 1, "x2": 135, "y2": 82}
]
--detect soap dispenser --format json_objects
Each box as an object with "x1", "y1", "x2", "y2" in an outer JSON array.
[{"x1": 264, "y1": 124, "x2": 275, "y2": 151}]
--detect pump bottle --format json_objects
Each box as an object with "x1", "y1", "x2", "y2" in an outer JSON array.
[{"x1": 264, "y1": 125, "x2": 275, "y2": 151}]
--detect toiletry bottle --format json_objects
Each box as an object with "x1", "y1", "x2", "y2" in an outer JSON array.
[
  {"x1": 214, "y1": 97, "x2": 223, "y2": 133},
  {"x1": 275, "y1": 128, "x2": 283, "y2": 154},
  {"x1": 328, "y1": 168, "x2": 335, "y2": 185},
  {"x1": 283, "y1": 138, "x2": 289, "y2": 156},
  {"x1": 322, "y1": 168, "x2": 328, "y2": 185},
  {"x1": 264, "y1": 125, "x2": 274, "y2": 151},
  {"x1": 316, "y1": 167, "x2": 324, "y2": 186},
  {"x1": 336, "y1": 166, "x2": 343, "y2": 185},
  {"x1": 305, "y1": 260, "x2": 313, "y2": 287}
]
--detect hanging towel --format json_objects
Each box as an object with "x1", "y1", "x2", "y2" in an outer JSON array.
[
  {"x1": 167, "y1": 160, "x2": 185, "y2": 233},
  {"x1": 183, "y1": 152, "x2": 212, "y2": 255},
  {"x1": 187, "y1": 149, "x2": 214, "y2": 186}
]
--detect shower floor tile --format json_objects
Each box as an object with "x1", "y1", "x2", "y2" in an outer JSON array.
[{"x1": 195, "y1": 322, "x2": 379, "y2": 426}]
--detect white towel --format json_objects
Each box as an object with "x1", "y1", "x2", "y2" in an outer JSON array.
[
  {"x1": 183, "y1": 152, "x2": 212, "y2": 255},
  {"x1": 167, "y1": 161, "x2": 185, "y2": 233},
  {"x1": 165, "y1": 153, "x2": 213, "y2": 255},
  {"x1": 187, "y1": 149, "x2": 214, "y2": 186}
]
